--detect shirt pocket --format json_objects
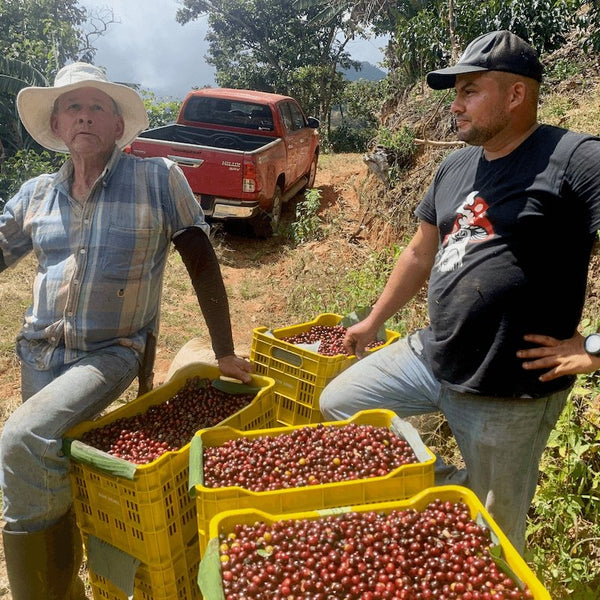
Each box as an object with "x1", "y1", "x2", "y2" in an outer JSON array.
[{"x1": 101, "y1": 225, "x2": 162, "y2": 281}]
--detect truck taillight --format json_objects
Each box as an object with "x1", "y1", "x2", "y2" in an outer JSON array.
[{"x1": 243, "y1": 162, "x2": 256, "y2": 193}]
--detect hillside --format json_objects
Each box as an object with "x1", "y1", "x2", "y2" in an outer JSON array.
[
  {"x1": 1, "y1": 34, "x2": 600, "y2": 600},
  {"x1": 341, "y1": 60, "x2": 387, "y2": 81}
]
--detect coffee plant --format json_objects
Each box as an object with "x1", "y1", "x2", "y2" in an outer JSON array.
[
  {"x1": 527, "y1": 380, "x2": 600, "y2": 598},
  {"x1": 290, "y1": 188, "x2": 323, "y2": 245}
]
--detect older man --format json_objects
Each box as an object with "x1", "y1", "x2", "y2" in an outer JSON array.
[{"x1": 0, "y1": 62, "x2": 252, "y2": 599}]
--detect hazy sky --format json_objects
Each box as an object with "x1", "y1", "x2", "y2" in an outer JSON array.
[{"x1": 79, "y1": 0, "x2": 387, "y2": 100}]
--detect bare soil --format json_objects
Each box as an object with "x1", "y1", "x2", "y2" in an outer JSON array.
[{"x1": 0, "y1": 153, "x2": 370, "y2": 598}]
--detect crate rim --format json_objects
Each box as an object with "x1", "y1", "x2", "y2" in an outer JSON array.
[
  {"x1": 202, "y1": 484, "x2": 550, "y2": 600},
  {"x1": 65, "y1": 362, "x2": 275, "y2": 476},
  {"x1": 190, "y1": 408, "x2": 435, "y2": 493}
]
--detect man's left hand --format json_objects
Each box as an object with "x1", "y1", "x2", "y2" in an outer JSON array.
[
  {"x1": 517, "y1": 332, "x2": 600, "y2": 381},
  {"x1": 217, "y1": 354, "x2": 254, "y2": 384}
]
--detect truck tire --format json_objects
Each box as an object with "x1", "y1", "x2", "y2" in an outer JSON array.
[
  {"x1": 304, "y1": 153, "x2": 318, "y2": 190},
  {"x1": 250, "y1": 185, "x2": 282, "y2": 238}
]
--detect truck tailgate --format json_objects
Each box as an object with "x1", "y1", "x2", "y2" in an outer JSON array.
[{"x1": 130, "y1": 124, "x2": 281, "y2": 198}]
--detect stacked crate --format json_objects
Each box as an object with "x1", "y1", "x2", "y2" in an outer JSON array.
[
  {"x1": 65, "y1": 363, "x2": 276, "y2": 600},
  {"x1": 197, "y1": 485, "x2": 552, "y2": 600},
  {"x1": 249, "y1": 313, "x2": 400, "y2": 425},
  {"x1": 190, "y1": 409, "x2": 436, "y2": 557}
]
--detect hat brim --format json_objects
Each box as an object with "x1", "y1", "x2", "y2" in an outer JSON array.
[
  {"x1": 17, "y1": 79, "x2": 149, "y2": 153},
  {"x1": 426, "y1": 65, "x2": 489, "y2": 90}
]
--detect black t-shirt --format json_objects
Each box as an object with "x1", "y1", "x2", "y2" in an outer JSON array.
[{"x1": 415, "y1": 125, "x2": 600, "y2": 397}]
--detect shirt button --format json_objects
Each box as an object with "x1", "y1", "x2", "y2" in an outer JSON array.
[
  {"x1": 73, "y1": 279, "x2": 79, "y2": 285},
  {"x1": 68, "y1": 311, "x2": 73, "y2": 316},
  {"x1": 80, "y1": 248, "x2": 86, "y2": 254},
  {"x1": 50, "y1": 336, "x2": 56, "y2": 342},
  {"x1": 84, "y1": 219, "x2": 90, "y2": 225}
]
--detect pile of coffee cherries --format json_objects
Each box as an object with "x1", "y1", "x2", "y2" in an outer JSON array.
[
  {"x1": 282, "y1": 324, "x2": 384, "y2": 356},
  {"x1": 203, "y1": 423, "x2": 418, "y2": 490},
  {"x1": 80, "y1": 377, "x2": 256, "y2": 464},
  {"x1": 217, "y1": 499, "x2": 533, "y2": 599}
]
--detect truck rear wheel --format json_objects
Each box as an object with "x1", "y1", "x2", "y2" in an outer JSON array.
[{"x1": 250, "y1": 185, "x2": 282, "y2": 238}]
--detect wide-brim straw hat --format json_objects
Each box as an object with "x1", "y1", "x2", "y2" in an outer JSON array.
[{"x1": 17, "y1": 62, "x2": 149, "y2": 153}]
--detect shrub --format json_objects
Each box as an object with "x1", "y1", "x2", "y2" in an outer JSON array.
[
  {"x1": 0, "y1": 150, "x2": 65, "y2": 209},
  {"x1": 290, "y1": 188, "x2": 324, "y2": 245}
]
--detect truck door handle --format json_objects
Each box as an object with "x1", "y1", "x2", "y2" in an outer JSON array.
[{"x1": 167, "y1": 155, "x2": 205, "y2": 167}]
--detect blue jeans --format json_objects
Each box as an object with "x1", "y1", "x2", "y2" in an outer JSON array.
[
  {"x1": 319, "y1": 334, "x2": 569, "y2": 554},
  {"x1": 0, "y1": 345, "x2": 140, "y2": 532}
]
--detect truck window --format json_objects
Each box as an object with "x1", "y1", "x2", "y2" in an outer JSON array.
[
  {"x1": 288, "y1": 101, "x2": 307, "y2": 130},
  {"x1": 279, "y1": 103, "x2": 294, "y2": 132},
  {"x1": 181, "y1": 97, "x2": 274, "y2": 131},
  {"x1": 279, "y1": 101, "x2": 307, "y2": 132}
]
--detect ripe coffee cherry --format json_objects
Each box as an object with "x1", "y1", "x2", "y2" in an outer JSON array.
[
  {"x1": 203, "y1": 422, "x2": 418, "y2": 490},
  {"x1": 80, "y1": 377, "x2": 256, "y2": 464},
  {"x1": 217, "y1": 500, "x2": 535, "y2": 599},
  {"x1": 283, "y1": 324, "x2": 383, "y2": 356}
]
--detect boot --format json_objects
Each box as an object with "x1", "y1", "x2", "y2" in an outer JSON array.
[{"x1": 2, "y1": 509, "x2": 87, "y2": 600}]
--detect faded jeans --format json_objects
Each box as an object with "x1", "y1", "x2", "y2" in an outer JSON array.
[
  {"x1": 0, "y1": 345, "x2": 140, "y2": 532},
  {"x1": 319, "y1": 333, "x2": 569, "y2": 555}
]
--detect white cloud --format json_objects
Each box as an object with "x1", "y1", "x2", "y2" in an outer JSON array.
[
  {"x1": 80, "y1": 0, "x2": 216, "y2": 100},
  {"x1": 79, "y1": 0, "x2": 386, "y2": 100}
]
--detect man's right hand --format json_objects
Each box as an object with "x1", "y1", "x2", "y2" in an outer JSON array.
[
  {"x1": 217, "y1": 354, "x2": 253, "y2": 383},
  {"x1": 343, "y1": 320, "x2": 379, "y2": 359}
]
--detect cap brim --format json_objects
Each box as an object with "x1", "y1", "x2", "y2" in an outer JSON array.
[
  {"x1": 17, "y1": 80, "x2": 149, "y2": 153},
  {"x1": 426, "y1": 64, "x2": 489, "y2": 90}
]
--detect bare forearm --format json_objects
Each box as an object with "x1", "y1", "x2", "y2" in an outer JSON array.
[{"x1": 344, "y1": 222, "x2": 438, "y2": 357}]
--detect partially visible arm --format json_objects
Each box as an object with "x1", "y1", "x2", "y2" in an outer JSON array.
[
  {"x1": 345, "y1": 220, "x2": 439, "y2": 357},
  {"x1": 517, "y1": 332, "x2": 600, "y2": 381},
  {"x1": 172, "y1": 227, "x2": 252, "y2": 382}
]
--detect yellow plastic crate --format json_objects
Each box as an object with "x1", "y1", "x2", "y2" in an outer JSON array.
[
  {"x1": 66, "y1": 363, "x2": 276, "y2": 565},
  {"x1": 198, "y1": 485, "x2": 551, "y2": 600},
  {"x1": 250, "y1": 313, "x2": 400, "y2": 425},
  {"x1": 190, "y1": 408, "x2": 435, "y2": 556},
  {"x1": 88, "y1": 536, "x2": 201, "y2": 600}
]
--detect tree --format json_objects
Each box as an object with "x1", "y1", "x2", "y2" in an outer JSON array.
[
  {"x1": 0, "y1": 0, "x2": 117, "y2": 156},
  {"x1": 386, "y1": 0, "x2": 592, "y2": 86},
  {"x1": 142, "y1": 91, "x2": 182, "y2": 129},
  {"x1": 0, "y1": 0, "x2": 86, "y2": 77},
  {"x1": 176, "y1": 0, "x2": 361, "y2": 127},
  {"x1": 296, "y1": 0, "x2": 594, "y2": 87},
  {"x1": 0, "y1": 57, "x2": 48, "y2": 155}
]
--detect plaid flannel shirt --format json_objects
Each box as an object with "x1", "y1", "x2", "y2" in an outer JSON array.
[{"x1": 0, "y1": 147, "x2": 209, "y2": 369}]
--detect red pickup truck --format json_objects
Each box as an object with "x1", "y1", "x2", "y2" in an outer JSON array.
[{"x1": 127, "y1": 88, "x2": 320, "y2": 237}]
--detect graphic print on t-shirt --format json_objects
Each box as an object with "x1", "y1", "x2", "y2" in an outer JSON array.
[{"x1": 434, "y1": 191, "x2": 493, "y2": 272}]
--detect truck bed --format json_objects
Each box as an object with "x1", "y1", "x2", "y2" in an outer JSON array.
[{"x1": 136, "y1": 124, "x2": 279, "y2": 153}]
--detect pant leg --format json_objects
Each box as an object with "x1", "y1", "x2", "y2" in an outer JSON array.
[
  {"x1": 440, "y1": 387, "x2": 569, "y2": 554},
  {"x1": 319, "y1": 334, "x2": 442, "y2": 420},
  {"x1": 0, "y1": 345, "x2": 140, "y2": 532},
  {"x1": 319, "y1": 334, "x2": 468, "y2": 485}
]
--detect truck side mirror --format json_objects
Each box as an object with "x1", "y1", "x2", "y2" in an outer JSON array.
[{"x1": 307, "y1": 117, "x2": 320, "y2": 129}]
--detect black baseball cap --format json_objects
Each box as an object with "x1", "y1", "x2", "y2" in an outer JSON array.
[{"x1": 426, "y1": 30, "x2": 544, "y2": 90}]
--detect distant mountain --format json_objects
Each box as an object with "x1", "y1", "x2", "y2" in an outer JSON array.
[{"x1": 341, "y1": 61, "x2": 386, "y2": 81}]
